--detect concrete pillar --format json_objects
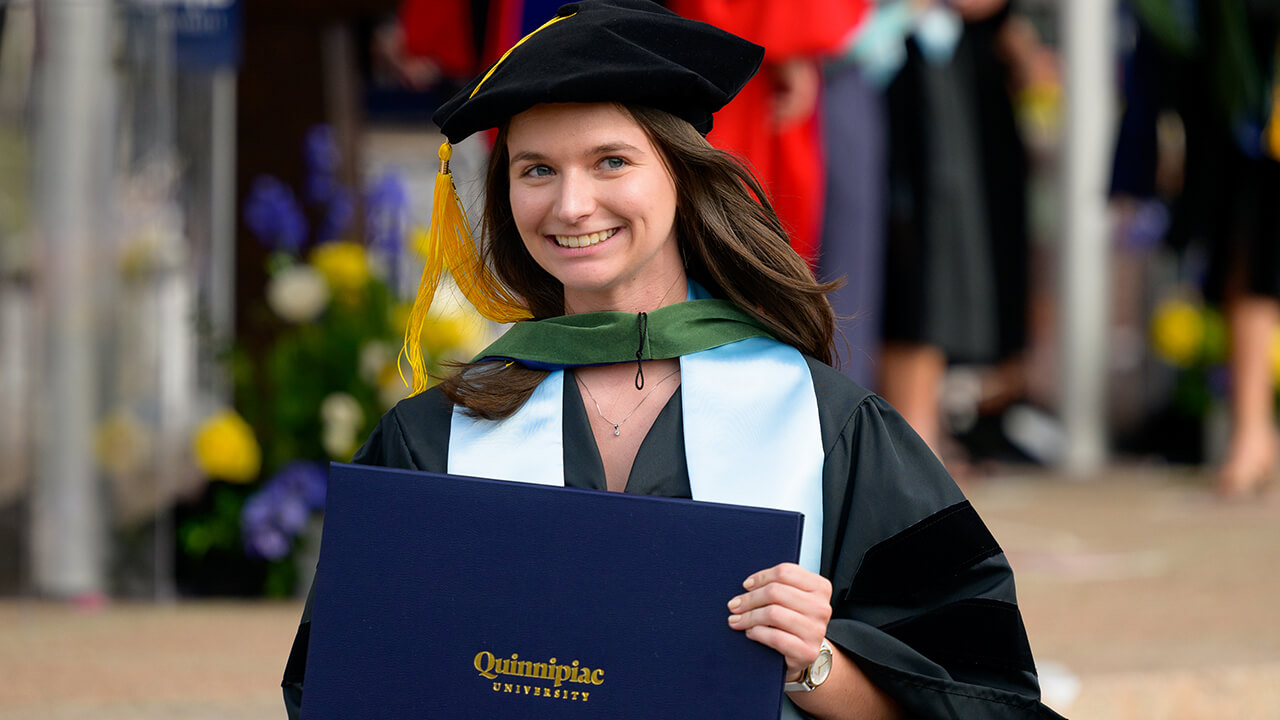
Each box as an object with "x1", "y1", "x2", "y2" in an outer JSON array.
[
  {"x1": 31, "y1": 0, "x2": 113, "y2": 597},
  {"x1": 1059, "y1": 0, "x2": 1116, "y2": 474}
]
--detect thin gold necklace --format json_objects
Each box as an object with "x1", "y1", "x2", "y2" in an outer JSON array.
[{"x1": 576, "y1": 367, "x2": 681, "y2": 437}]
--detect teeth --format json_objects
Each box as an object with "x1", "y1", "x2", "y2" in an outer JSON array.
[{"x1": 554, "y1": 228, "x2": 617, "y2": 248}]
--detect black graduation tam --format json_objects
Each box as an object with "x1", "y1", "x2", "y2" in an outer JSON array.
[
  {"x1": 432, "y1": 0, "x2": 765, "y2": 143},
  {"x1": 404, "y1": 0, "x2": 765, "y2": 394}
]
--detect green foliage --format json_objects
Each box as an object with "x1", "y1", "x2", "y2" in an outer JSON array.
[
  {"x1": 184, "y1": 247, "x2": 413, "y2": 596},
  {"x1": 179, "y1": 485, "x2": 250, "y2": 558}
]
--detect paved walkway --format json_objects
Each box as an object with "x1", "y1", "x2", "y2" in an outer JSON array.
[
  {"x1": 2, "y1": 466, "x2": 1277, "y2": 719},
  {"x1": 974, "y1": 468, "x2": 1280, "y2": 718}
]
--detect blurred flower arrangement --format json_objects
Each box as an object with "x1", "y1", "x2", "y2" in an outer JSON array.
[
  {"x1": 1149, "y1": 295, "x2": 1229, "y2": 418},
  {"x1": 182, "y1": 125, "x2": 487, "y2": 596},
  {"x1": 1149, "y1": 293, "x2": 1280, "y2": 418}
]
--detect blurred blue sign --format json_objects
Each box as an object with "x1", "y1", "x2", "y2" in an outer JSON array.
[{"x1": 174, "y1": 0, "x2": 241, "y2": 70}]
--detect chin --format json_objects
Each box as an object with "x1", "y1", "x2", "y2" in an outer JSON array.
[
  {"x1": 542, "y1": 264, "x2": 624, "y2": 295},
  {"x1": 559, "y1": 277, "x2": 623, "y2": 295}
]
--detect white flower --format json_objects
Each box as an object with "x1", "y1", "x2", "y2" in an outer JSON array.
[
  {"x1": 321, "y1": 392, "x2": 364, "y2": 433},
  {"x1": 321, "y1": 392, "x2": 364, "y2": 459},
  {"x1": 267, "y1": 265, "x2": 330, "y2": 323},
  {"x1": 359, "y1": 341, "x2": 392, "y2": 384},
  {"x1": 322, "y1": 423, "x2": 357, "y2": 459}
]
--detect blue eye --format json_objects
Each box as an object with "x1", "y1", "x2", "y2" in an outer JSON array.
[
  {"x1": 523, "y1": 165, "x2": 553, "y2": 178},
  {"x1": 602, "y1": 157, "x2": 626, "y2": 170}
]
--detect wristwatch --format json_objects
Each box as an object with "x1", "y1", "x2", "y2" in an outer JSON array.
[{"x1": 784, "y1": 639, "x2": 834, "y2": 693}]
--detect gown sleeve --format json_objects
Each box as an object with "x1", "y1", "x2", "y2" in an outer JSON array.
[
  {"x1": 812, "y1": 369, "x2": 1063, "y2": 718},
  {"x1": 281, "y1": 389, "x2": 455, "y2": 718}
]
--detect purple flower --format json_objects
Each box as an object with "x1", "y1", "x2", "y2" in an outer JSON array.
[
  {"x1": 304, "y1": 125, "x2": 340, "y2": 177},
  {"x1": 316, "y1": 188, "x2": 355, "y2": 244},
  {"x1": 1120, "y1": 200, "x2": 1169, "y2": 251},
  {"x1": 276, "y1": 494, "x2": 309, "y2": 535},
  {"x1": 245, "y1": 525, "x2": 291, "y2": 561},
  {"x1": 274, "y1": 461, "x2": 328, "y2": 511},
  {"x1": 365, "y1": 171, "x2": 410, "y2": 258},
  {"x1": 304, "y1": 125, "x2": 342, "y2": 208},
  {"x1": 241, "y1": 488, "x2": 291, "y2": 560},
  {"x1": 305, "y1": 173, "x2": 339, "y2": 206},
  {"x1": 239, "y1": 461, "x2": 328, "y2": 561},
  {"x1": 244, "y1": 176, "x2": 308, "y2": 253},
  {"x1": 241, "y1": 487, "x2": 277, "y2": 529}
]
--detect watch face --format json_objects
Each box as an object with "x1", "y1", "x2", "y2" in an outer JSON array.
[{"x1": 810, "y1": 649, "x2": 833, "y2": 686}]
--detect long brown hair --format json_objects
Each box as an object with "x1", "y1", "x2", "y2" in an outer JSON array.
[{"x1": 441, "y1": 104, "x2": 837, "y2": 419}]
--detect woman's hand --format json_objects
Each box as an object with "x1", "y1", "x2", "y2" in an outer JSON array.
[
  {"x1": 727, "y1": 562, "x2": 834, "y2": 681},
  {"x1": 770, "y1": 59, "x2": 821, "y2": 129}
]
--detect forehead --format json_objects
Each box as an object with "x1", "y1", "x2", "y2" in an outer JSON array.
[{"x1": 505, "y1": 103, "x2": 652, "y2": 154}]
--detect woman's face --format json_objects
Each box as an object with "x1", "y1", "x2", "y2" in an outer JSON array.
[{"x1": 506, "y1": 103, "x2": 684, "y2": 313}]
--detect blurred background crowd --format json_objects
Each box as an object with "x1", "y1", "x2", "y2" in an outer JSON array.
[{"x1": 0, "y1": 0, "x2": 1278, "y2": 608}]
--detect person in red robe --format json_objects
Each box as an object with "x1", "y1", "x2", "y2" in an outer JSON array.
[
  {"x1": 668, "y1": 0, "x2": 868, "y2": 262},
  {"x1": 395, "y1": 0, "x2": 867, "y2": 261},
  {"x1": 396, "y1": 0, "x2": 573, "y2": 84}
]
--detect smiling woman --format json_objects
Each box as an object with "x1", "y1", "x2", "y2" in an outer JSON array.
[
  {"x1": 283, "y1": 2, "x2": 1065, "y2": 719},
  {"x1": 506, "y1": 103, "x2": 683, "y2": 313},
  {"x1": 441, "y1": 99, "x2": 835, "y2": 426}
]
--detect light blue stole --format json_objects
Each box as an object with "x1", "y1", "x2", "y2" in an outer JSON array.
[{"x1": 447, "y1": 291, "x2": 825, "y2": 719}]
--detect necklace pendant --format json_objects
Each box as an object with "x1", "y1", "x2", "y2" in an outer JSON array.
[{"x1": 612, "y1": 425, "x2": 620, "y2": 436}]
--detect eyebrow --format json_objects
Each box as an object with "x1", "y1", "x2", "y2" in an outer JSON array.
[
  {"x1": 509, "y1": 142, "x2": 645, "y2": 167},
  {"x1": 509, "y1": 149, "x2": 547, "y2": 166},
  {"x1": 588, "y1": 142, "x2": 643, "y2": 156}
]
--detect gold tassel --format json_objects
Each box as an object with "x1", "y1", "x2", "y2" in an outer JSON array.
[
  {"x1": 400, "y1": 142, "x2": 532, "y2": 395},
  {"x1": 1266, "y1": 79, "x2": 1280, "y2": 161},
  {"x1": 1266, "y1": 48, "x2": 1280, "y2": 161}
]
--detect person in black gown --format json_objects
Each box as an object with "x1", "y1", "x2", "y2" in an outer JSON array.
[{"x1": 284, "y1": 2, "x2": 1065, "y2": 718}]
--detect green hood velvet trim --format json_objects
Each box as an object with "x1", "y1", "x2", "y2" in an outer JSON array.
[{"x1": 475, "y1": 299, "x2": 775, "y2": 368}]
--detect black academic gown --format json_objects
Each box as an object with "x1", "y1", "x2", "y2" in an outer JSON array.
[{"x1": 284, "y1": 358, "x2": 1065, "y2": 719}]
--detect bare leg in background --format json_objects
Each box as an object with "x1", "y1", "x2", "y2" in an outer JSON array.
[
  {"x1": 879, "y1": 342, "x2": 946, "y2": 454},
  {"x1": 1218, "y1": 293, "x2": 1280, "y2": 497}
]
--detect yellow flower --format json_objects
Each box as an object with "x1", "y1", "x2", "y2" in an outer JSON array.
[
  {"x1": 378, "y1": 363, "x2": 414, "y2": 409},
  {"x1": 390, "y1": 302, "x2": 414, "y2": 334},
  {"x1": 409, "y1": 227, "x2": 432, "y2": 259},
  {"x1": 309, "y1": 241, "x2": 371, "y2": 295},
  {"x1": 95, "y1": 411, "x2": 154, "y2": 479},
  {"x1": 427, "y1": 309, "x2": 490, "y2": 356},
  {"x1": 192, "y1": 410, "x2": 261, "y2": 483},
  {"x1": 418, "y1": 313, "x2": 468, "y2": 355},
  {"x1": 1150, "y1": 298, "x2": 1204, "y2": 367}
]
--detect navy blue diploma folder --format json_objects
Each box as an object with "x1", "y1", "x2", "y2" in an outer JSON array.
[{"x1": 302, "y1": 462, "x2": 804, "y2": 719}]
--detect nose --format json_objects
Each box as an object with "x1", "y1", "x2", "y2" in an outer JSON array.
[{"x1": 554, "y1": 169, "x2": 596, "y2": 225}]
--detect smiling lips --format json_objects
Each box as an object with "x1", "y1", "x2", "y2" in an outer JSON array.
[{"x1": 553, "y1": 227, "x2": 619, "y2": 248}]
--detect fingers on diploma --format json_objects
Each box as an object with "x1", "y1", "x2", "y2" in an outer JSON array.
[
  {"x1": 737, "y1": 623, "x2": 819, "y2": 666},
  {"x1": 743, "y1": 563, "x2": 833, "y2": 596},
  {"x1": 727, "y1": 563, "x2": 833, "y2": 664},
  {"x1": 728, "y1": 601, "x2": 809, "y2": 633},
  {"x1": 729, "y1": 579, "x2": 818, "y2": 618}
]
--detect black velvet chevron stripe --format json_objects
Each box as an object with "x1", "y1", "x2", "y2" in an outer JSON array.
[
  {"x1": 880, "y1": 598, "x2": 1037, "y2": 676},
  {"x1": 283, "y1": 621, "x2": 310, "y2": 686},
  {"x1": 850, "y1": 501, "x2": 1001, "y2": 602}
]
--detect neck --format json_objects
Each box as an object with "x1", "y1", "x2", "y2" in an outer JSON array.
[{"x1": 563, "y1": 271, "x2": 688, "y2": 316}]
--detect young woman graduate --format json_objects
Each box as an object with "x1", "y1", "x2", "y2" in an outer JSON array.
[{"x1": 283, "y1": 1, "x2": 1065, "y2": 718}]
